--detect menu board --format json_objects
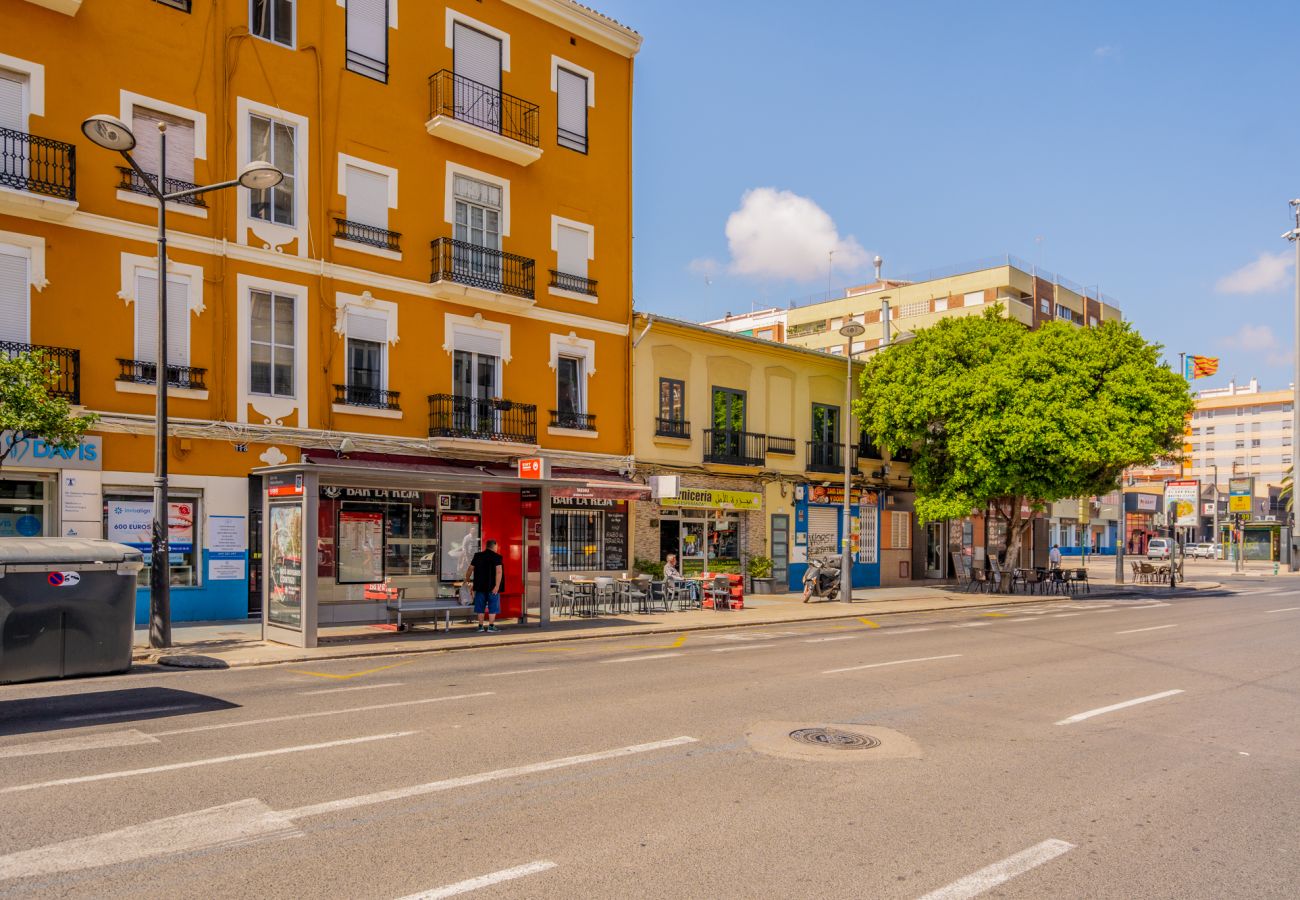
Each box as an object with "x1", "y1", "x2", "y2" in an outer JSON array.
[{"x1": 603, "y1": 507, "x2": 628, "y2": 570}]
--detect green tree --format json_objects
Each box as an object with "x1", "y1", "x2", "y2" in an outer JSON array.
[
  {"x1": 0, "y1": 351, "x2": 99, "y2": 469},
  {"x1": 855, "y1": 310, "x2": 1192, "y2": 583}
]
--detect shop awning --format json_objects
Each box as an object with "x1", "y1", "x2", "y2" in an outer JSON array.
[{"x1": 550, "y1": 476, "x2": 650, "y2": 502}]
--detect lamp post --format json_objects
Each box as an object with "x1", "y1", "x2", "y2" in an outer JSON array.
[
  {"x1": 839, "y1": 319, "x2": 867, "y2": 602},
  {"x1": 1285, "y1": 201, "x2": 1300, "y2": 570},
  {"x1": 81, "y1": 114, "x2": 283, "y2": 649}
]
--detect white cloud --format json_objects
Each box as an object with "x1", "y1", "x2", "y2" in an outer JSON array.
[
  {"x1": 687, "y1": 257, "x2": 722, "y2": 278},
  {"x1": 1221, "y1": 323, "x2": 1293, "y2": 368},
  {"x1": 722, "y1": 187, "x2": 870, "y2": 281},
  {"x1": 1094, "y1": 45, "x2": 1117, "y2": 58},
  {"x1": 1215, "y1": 251, "x2": 1294, "y2": 295}
]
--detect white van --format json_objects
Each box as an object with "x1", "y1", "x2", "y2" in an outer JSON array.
[{"x1": 1147, "y1": 538, "x2": 1171, "y2": 560}]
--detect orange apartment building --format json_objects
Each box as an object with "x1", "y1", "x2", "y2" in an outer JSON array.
[{"x1": 0, "y1": 0, "x2": 640, "y2": 630}]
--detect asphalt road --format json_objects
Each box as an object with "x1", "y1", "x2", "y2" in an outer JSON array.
[{"x1": 1, "y1": 577, "x2": 1297, "y2": 899}]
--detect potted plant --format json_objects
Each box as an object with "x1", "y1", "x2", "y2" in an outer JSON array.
[
  {"x1": 747, "y1": 555, "x2": 774, "y2": 594},
  {"x1": 633, "y1": 557, "x2": 664, "y2": 579}
]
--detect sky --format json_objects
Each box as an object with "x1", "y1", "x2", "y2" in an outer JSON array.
[{"x1": 592, "y1": 0, "x2": 1300, "y2": 390}]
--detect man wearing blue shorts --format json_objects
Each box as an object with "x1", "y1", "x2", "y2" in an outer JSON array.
[{"x1": 466, "y1": 539, "x2": 504, "y2": 633}]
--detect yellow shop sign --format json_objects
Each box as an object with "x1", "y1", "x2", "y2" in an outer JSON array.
[{"x1": 660, "y1": 488, "x2": 763, "y2": 510}]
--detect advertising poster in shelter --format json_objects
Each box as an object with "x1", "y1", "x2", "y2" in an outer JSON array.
[
  {"x1": 440, "y1": 514, "x2": 479, "y2": 582},
  {"x1": 338, "y1": 509, "x2": 384, "y2": 583},
  {"x1": 268, "y1": 503, "x2": 303, "y2": 629},
  {"x1": 1164, "y1": 480, "x2": 1200, "y2": 527}
]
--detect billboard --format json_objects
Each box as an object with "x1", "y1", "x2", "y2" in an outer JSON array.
[
  {"x1": 1228, "y1": 476, "x2": 1254, "y2": 514},
  {"x1": 1164, "y1": 480, "x2": 1200, "y2": 527}
]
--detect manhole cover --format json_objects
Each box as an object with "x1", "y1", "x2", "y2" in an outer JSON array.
[{"x1": 788, "y1": 727, "x2": 880, "y2": 750}]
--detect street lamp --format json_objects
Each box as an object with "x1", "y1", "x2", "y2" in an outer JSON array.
[
  {"x1": 81, "y1": 114, "x2": 283, "y2": 649},
  {"x1": 1284, "y1": 201, "x2": 1300, "y2": 571},
  {"x1": 839, "y1": 319, "x2": 867, "y2": 602}
]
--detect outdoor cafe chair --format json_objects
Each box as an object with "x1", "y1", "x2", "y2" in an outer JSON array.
[
  {"x1": 593, "y1": 577, "x2": 616, "y2": 615},
  {"x1": 1072, "y1": 568, "x2": 1090, "y2": 594},
  {"x1": 705, "y1": 575, "x2": 732, "y2": 610}
]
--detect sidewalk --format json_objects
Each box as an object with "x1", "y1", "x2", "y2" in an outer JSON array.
[{"x1": 132, "y1": 578, "x2": 1220, "y2": 670}]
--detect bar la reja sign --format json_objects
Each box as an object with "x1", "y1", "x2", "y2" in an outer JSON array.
[{"x1": 517, "y1": 457, "x2": 549, "y2": 480}]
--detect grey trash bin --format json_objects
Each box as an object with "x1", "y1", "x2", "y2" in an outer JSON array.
[{"x1": 0, "y1": 539, "x2": 145, "y2": 684}]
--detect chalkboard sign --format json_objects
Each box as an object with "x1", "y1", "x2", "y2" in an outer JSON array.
[{"x1": 604, "y1": 507, "x2": 628, "y2": 570}]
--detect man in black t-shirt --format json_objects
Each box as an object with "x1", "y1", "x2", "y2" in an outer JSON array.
[{"x1": 466, "y1": 539, "x2": 504, "y2": 633}]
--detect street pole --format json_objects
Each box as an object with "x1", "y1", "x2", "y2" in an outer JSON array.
[
  {"x1": 1115, "y1": 481, "x2": 1125, "y2": 584},
  {"x1": 1287, "y1": 200, "x2": 1300, "y2": 570},
  {"x1": 1212, "y1": 463, "x2": 1219, "y2": 558},
  {"x1": 150, "y1": 123, "x2": 172, "y2": 649},
  {"x1": 839, "y1": 320, "x2": 866, "y2": 602}
]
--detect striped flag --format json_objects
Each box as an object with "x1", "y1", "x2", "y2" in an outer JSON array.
[{"x1": 1184, "y1": 355, "x2": 1219, "y2": 380}]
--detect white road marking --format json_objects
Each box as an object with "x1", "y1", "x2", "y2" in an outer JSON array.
[
  {"x1": 0, "y1": 732, "x2": 416, "y2": 794},
  {"x1": 1267, "y1": 607, "x2": 1300, "y2": 613},
  {"x1": 283, "y1": 735, "x2": 698, "y2": 819},
  {"x1": 1055, "y1": 690, "x2": 1184, "y2": 725},
  {"x1": 882, "y1": 627, "x2": 933, "y2": 635},
  {"x1": 1051, "y1": 613, "x2": 1082, "y2": 618},
  {"x1": 150, "y1": 693, "x2": 491, "y2": 736},
  {"x1": 58, "y1": 704, "x2": 200, "y2": 723},
  {"x1": 951, "y1": 622, "x2": 990, "y2": 628},
  {"x1": 600, "y1": 652, "x2": 682, "y2": 664},
  {"x1": 823, "y1": 654, "x2": 962, "y2": 675},
  {"x1": 398, "y1": 861, "x2": 557, "y2": 899},
  {"x1": 0, "y1": 729, "x2": 160, "y2": 759},
  {"x1": 480, "y1": 667, "x2": 556, "y2": 677},
  {"x1": 805, "y1": 635, "x2": 859, "y2": 643},
  {"x1": 1006, "y1": 617, "x2": 1038, "y2": 623},
  {"x1": 711, "y1": 644, "x2": 776, "y2": 653},
  {"x1": 916, "y1": 838, "x2": 1075, "y2": 900},
  {"x1": 300, "y1": 682, "x2": 404, "y2": 695},
  {"x1": 0, "y1": 799, "x2": 301, "y2": 881},
  {"x1": 1115, "y1": 624, "x2": 1179, "y2": 635}
]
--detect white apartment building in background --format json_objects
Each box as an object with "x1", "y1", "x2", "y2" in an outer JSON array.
[{"x1": 1187, "y1": 378, "x2": 1294, "y2": 490}]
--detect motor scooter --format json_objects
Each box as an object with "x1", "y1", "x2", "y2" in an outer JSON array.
[{"x1": 802, "y1": 554, "x2": 842, "y2": 602}]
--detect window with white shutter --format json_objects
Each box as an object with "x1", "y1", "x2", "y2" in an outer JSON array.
[
  {"x1": 555, "y1": 225, "x2": 587, "y2": 280},
  {"x1": 133, "y1": 270, "x2": 190, "y2": 367},
  {"x1": 344, "y1": 165, "x2": 388, "y2": 230},
  {"x1": 556, "y1": 67, "x2": 588, "y2": 152},
  {"x1": 346, "y1": 0, "x2": 388, "y2": 82},
  {"x1": 0, "y1": 69, "x2": 26, "y2": 133},
  {"x1": 131, "y1": 107, "x2": 196, "y2": 184},
  {"x1": 0, "y1": 244, "x2": 30, "y2": 344},
  {"x1": 453, "y1": 23, "x2": 502, "y2": 133},
  {"x1": 888, "y1": 511, "x2": 912, "y2": 550}
]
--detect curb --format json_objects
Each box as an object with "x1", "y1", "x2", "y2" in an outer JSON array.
[{"x1": 134, "y1": 584, "x2": 1211, "y2": 671}]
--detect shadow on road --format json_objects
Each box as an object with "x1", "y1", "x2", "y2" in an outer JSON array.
[{"x1": 0, "y1": 687, "x2": 239, "y2": 737}]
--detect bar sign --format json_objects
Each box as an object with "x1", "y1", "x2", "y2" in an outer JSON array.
[{"x1": 517, "y1": 457, "x2": 549, "y2": 480}]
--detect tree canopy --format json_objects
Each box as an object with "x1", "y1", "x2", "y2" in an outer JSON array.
[
  {"x1": 854, "y1": 310, "x2": 1193, "y2": 533},
  {"x1": 0, "y1": 351, "x2": 99, "y2": 469}
]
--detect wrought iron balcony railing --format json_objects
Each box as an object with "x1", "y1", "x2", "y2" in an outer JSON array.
[
  {"x1": 766, "y1": 436, "x2": 797, "y2": 455},
  {"x1": 857, "y1": 433, "x2": 883, "y2": 459},
  {"x1": 333, "y1": 384, "x2": 400, "y2": 411},
  {"x1": 703, "y1": 429, "x2": 766, "y2": 466},
  {"x1": 116, "y1": 167, "x2": 206, "y2": 207},
  {"x1": 807, "y1": 441, "x2": 847, "y2": 474},
  {"x1": 334, "y1": 217, "x2": 400, "y2": 252},
  {"x1": 428, "y1": 393, "x2": 537, "y2": 444},
  {"x1": 550, "y1": 410, "x2": 596, "y2": 431},
  {"x1": 655, "y1": 417, "x2": 690, "y2": 439},
  {"x1": 1, "y1": 341, "x2": 80, "y2": 403},
  {"x1": 430, "y1": 237, "x2": 535, "y2": 299},
  {"x1": 0, "y1": 127, "x2": 75, "y2": 201},
  {"x1": 117, "y1": 358, "x2": 207, "y2": 391},
  {"x1": 428, "y1": 69, "x2": 540, "y2": 147},
  {"x1": 549, "y1": 269, "x2": 597, "y2": 297}
]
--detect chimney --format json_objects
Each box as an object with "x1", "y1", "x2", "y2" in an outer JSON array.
[{"x1": 873, "y1": 255, "x2": 883, "y2": 282}]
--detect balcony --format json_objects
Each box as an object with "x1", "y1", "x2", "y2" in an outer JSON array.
[
  {"x1": 430, "y1": 237, "x2": 536, "y2": 302},
  {"x1": 550, "y1": 409, "x2": 596, "y2": 432},
  {"x1": 655, "y1": 417, "x2": 690, "y2": 439},
  {"x1": 334, "y1": 217, "x2": 401, "y2": 254},
  {"x1": 857, "y1": 433, "x2": 883, "y2": 460},
  {"x1": 703, "y1": 429, "x2": 766, "y2": 467},
  {"x1": 807, "y1": 441, "x2": 848, "y2": 474},
  {"x1": 1, "y1": 340, "x2": 79, "y2": 403},
  {"x1": 549, "y1": 269, "x2": 597, "y2": 299},
  {"x1": 116, "y1": 167, "x2": 206, "y2": 207},
  {"x1": 333, "y1": 384, "x2": 400, "y2": 411},
  {"x1": 0, "y1": 126, "x2": 77, "y2": 219},
  {"x1": 426, "y1": 69, "x2": 542, "y2": 166},
  {"x1": 766, "y1": 436, "x2": 796, "y2": 455},
  {"x1": 117, "y1": 358, "x2": 207, "y2": 391},
  {"x1": 428, "y1": 394, "x2": 537, "y2": 445}
]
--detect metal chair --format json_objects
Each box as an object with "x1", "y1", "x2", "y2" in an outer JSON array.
[
  {"x1": 593, "y1": 577, "x2": 616, "y2": 615},
  {"x1": 1072, "y1": 568, "x2": 1089, "y2": 594},
  {"x1": 705, "y1": 575, "x2": 732, "y2": 610}
]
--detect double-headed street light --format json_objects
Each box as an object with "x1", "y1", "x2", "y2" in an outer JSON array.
[
  {"x1": 81, "y1": 114, "x2": 283, "y2": 649},
  {"x1": 839, "y1": 319, "x2": 867, "y2": 602}
]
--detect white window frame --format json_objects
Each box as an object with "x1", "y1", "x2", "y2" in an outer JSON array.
[
  {"x1": 933, "y1": 296, "x2": 948, "y2": 312},
  {"x1": 549, "y1": 215, "x2": 595, "y2": 303},
  {"x1": 963, "y1": 291, "x2": 983, "y2": 307},
  {"x1": 444, "y1": 8, "x2": 510, "y2": 71},
  {"x1": 236, "y1": 273, "x2": 308, "y2": 426},
  {"x1": 336, "y1": 0, "x2": 398, "y2": 26},
  {"x1": 548, "y1": 331, "x2": 596, "y2": 436},
  {"x1": 550, "y1": 56, "x2": 596, "y2": 107},
  {"x1": 443, "y1": 312, "x2": 511, "y2": 363},
  {"x1": 443, "y1": 162, "x2": 510, "y2": 238},
  {"x1": 115, "y1": 252, "x2": 205, "y2": 396},
  {"x1": 0, "y1": 53, "x2": 43, "y2": 121},
  {"x1": 117, "y1": 91, "x2": 209, "y2": 219},
  {"x1": 335, "y1": 153, "x2": 400, "y2": 260},
  {"x1": 0, "y1": 229, "x2": 46, "y2": 292},
  {"x1": 333, "y1": 291, "x2": 399, "y2": 414},
  {"x1": 237, "y1": 98, "x2": 310, "y2": 256},
  {"x1": 0, "y1": 238, "x2": 37, "y2": 344},
  {"x1": 250, "y1": 0, "x2": 296, "y2": 49}
]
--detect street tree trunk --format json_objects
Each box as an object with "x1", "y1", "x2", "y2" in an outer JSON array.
[{"x1": 998, "y1": 496, "x2": 1036, "y2": 593}]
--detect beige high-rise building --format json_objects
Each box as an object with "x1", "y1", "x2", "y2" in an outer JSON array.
[{"x1": 1186, "y1": 378, "x2": 1295, "y2": 492}]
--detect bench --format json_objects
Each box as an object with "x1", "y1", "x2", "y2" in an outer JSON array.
[{"x1": 385, "y1": 597, "x2": 475, "y2": 632}]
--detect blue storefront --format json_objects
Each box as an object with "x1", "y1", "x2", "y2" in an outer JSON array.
[{"x1": 787, "y1": 484, "x2": 881, "y2": 591}]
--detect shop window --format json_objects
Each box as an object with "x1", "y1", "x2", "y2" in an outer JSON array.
[
  {"x1": 316, "y1": 489, "x2": 447, "y2": 586},
  {"x1": 0, "y1": 474, "x2": 52, "y2": 537},
  {"x1": 551, "y1": 509, "x2": 601, "y2": 571},
  {"x1": 104, "y1": 492, "x2": 200, "y2": 587}
]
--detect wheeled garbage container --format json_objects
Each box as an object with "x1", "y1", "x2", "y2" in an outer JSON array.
[{"x1": 0, "y1": 539, "x2": 145, "y2": 684}]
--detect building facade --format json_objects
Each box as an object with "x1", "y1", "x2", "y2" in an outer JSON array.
[
  {"x1": 0, "y1": 0, "x2": 640, "y2": 627},
  {"x1": 1185, "y1": 378, "x2": 1294, "y2": 493}
]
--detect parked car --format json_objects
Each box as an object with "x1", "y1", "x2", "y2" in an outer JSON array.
[
  {"x1": 1147, "y1": 538, "x2": 1171, "y2": 560},
  {"x1": 1188, "y1": 542, "x2": 1218, "y2": 559}
]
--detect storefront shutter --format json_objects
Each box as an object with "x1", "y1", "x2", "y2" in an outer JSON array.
[
  {"x1": 0, "y1": 71, "x2": 25, "y2": 132},
  {"x1": 346, "y1": 0, "x2": 387, "y2": 79},
  {"x1": 858, "y1": 504, "x2": 878, "y2": 564},
  {"x1": 345, "y1": 165, "x2": 388, "y2": 229},
  {"x1": 346, "y1": 308, "x2": 387, "y2": 343},
  {"x1": 555, "y1": 224, "x2": 587, "y2": 279},
  {"x1": 806, "y1": 506, "x2": 839, "y2": 559},
  {"x1": 134, "y1": 271, "x2": 190, "y2": 366},
  {"x1": 0, "y1": 246, "x2": 29, "y2": 343},
  {"x1": 556, "y1": 68, "x2": 587, "y2": 151}
]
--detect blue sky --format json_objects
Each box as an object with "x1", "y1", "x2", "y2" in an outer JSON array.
[{"x1": 594, "y1": 0, "x2": 1300, "y2": 390}]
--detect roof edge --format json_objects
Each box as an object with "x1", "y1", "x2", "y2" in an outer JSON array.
[{"x1": 502, "y1": 0, "x2": 643, "y2": 57}]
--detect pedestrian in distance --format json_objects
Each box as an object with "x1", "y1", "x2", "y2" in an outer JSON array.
[
  {"x1": 466, "y1": 539, "x2": 504, "y2": 633},
  {"x1": 1049, "y1": 544, "x2": 1063, "y2": 569}
]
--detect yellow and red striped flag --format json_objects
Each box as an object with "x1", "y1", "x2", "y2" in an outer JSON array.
[{"x1": 1184, "y1": 355, "x2": 1219, "y2": 380}]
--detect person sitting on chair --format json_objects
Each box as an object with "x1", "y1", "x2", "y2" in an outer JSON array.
[{"x1": 664, "y1": 553, "x2": 699, "y2": 601}]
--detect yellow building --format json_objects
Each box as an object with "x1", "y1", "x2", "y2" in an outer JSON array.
[
  {"x1": 632, "y1": 314, "x2": 920, "y2": 591},
  {"x1": 0, "y1": 0, "x2": 640, "y2": 626}
]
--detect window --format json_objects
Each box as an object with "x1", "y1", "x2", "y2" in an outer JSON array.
[
  {"x1": 1251, "y1": 439, "x2": 1261, "y2": 448},
  {"x1": 0, "y1": 242, "x2": 30, "y2": 343},
  {"x1": 0, "y1": 68, "x2": 28, "y2": 136},
  {"x1": 659, "y1": 378, "x2": 685, "y2": 423},
  {"x1": 248, "y1": 114, "x2": 296, "y2": 226},
  {"x1": 1235, "y1": 423, "x2": 1245, "y2": 433},
  {"x1": 344, "y1": 307, "x2": 387, "y2": 396},
  {"x1": 556, "y1": 67, "x2": 588, "y2": 152},
  {"x1": 551, "y1": 509, "x2": 601, "y2": 571},
  {"x1": 346, "y1": 0, "x2": 388, "y2": 81},
  {"x1": 555, "y1": 355, "x2": 584, "y2": 426},
  {"x1": 344, "y1": 163, "x2": 389, "y2": 230},
  {"x1": 453, "y1": 22, "x2": 503, "y2": 133},
  {"x1": 133, "y1": 269, "x2": 190, "y2": 367},
  {"x1": 555, "y1": 224, "x2": 588, "y2": 280},
  {"x1": 1206, "y1": 426, "x2": 1216, "y2": 435},
  {"x1": 933, "y1": 297, "x2": 948, "y2": 312},
  {"x1": 104, "y1": 492, "x2": 200, "y2": 587},
  {"x1": 131, "y1": 107, "x2": 196, "y2": 185},
  {"x1": 453, "y1": 174, "x2": 501, "y2": 250},
  {"x1": 251, "y1": 0, "x2": 294, "y2": 47},
  {"x1": 155, "y1": 0, "x2": 192, "y2": 10},
  {"x1": 888, "y1": 511, "x2": 912, "y2": 550},
  {"x1": 1039, "y1": 297, "x2": 1050, "y2": 314},
  {"x1": 249, "y1": 289, "x2": 295, "y2": 397}
]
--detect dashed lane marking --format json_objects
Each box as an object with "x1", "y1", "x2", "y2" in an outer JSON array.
[
  {"x1": 710, "y1": 644, "x2": 776, "y2": 653},
  {"x1": 397, "y1": 861, "x2": 558, "y2": 899},
  {"x1": 951, "y1": 622, "x2": 991, "y2": 628},
  {"x1": 1055, "y1": 689, "x2": 1184, "y2": 725},
  {"x1": 1051, "y1": 613, "x2": 1082, "y2": 618},
  {"x1": 480, "y1": 668, "x2": 556, "y2": 677},
  {"x1": 982, "y1": 612, "x2": 1009, "y2": 618},
  {"x1": 0, "y1": 730, "x2": 160, "y2": 759},
  {"x1": 1267, "y1": 607, "x2": 1300, "y2": 613},
  {"x1": 916, "y1": 838, "x2": 1076, "y2": 900},
  {"x1": 300, "y1": 682, "x2": 404, "y2": 695},
  {"x1": 614, "y1": 634, "x2": 689, "y2": 651},
  {"x1": 804, "y1": 635, "x2": 860, "y2": 643},
  {"x1": 599, "y1": 653, "x2": 682, "y2": 664},
  {"x1": 1115, "y1": 624, "x2": 1179, "y2": 635},
  {"x1": 58, "y1": 704, "x2": 201, "y2": 723},
  {"x1": 823, "y1": 654, "x2": 962, "y2": 675},
  {"x1": 150, "y1": 694, "x2": 492, "y2": 737}
]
